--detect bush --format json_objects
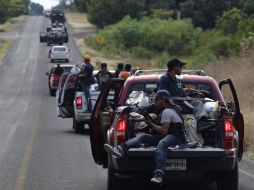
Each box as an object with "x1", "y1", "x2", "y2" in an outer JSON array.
[
  {"x1": 216, "y1": 8, "x2": 247, "y2": 35},
  {"x1": 86, "y1": 16, "x2": 201, "y2": 57},
  {"x1": 209, "y1": 37, "x2": 240, "y2": 57}
]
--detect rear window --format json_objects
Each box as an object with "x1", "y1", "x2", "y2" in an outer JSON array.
[
  {"x1": 62, "y1": 67, "x2": 72, "y2": 73},
  {"x1": 53, "y1": 47, "x2": 67, "y2": 52},
  {"x1": 51, "y1": 66, "x2": 72, "y2": 74},
  {"x1": 125, "y1": 82, "x2": 157, "y2": 106},
  {"x1": 124, "y1": 80, "x2": 216, "y2": 106}
]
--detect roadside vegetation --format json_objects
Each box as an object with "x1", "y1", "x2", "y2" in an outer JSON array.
[
  {"x1": 0, "y1": 15, "x2": 26, "y2": 32},
  {"x1": 64, "y1": 0, "x2": 254, "y2": 159},
  {"x1": 0, "y1": 0, "x2": 29, "y2": 24},
  {"x1": 0, "y1": 15, "x2": 27, "y2": 65},
  {"x1": 0, "y1": 39, "x2": 13, "y2": 65}
]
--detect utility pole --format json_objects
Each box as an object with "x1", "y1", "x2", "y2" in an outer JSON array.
[{"x1": 175, "y1": 0, "x2": 181, "y2": 20}]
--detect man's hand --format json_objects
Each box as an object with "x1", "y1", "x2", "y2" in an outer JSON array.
[{"x1": 145, "y1": 117, "x2": 154, "y2": 127}]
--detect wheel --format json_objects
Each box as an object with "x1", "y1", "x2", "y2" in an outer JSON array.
[
  {"x1": 107, "y1": 162, "x2": 123, "y2": 190},
  {"x1": 217, "y1": 161, "x2": 238, "y2": 190},
  {"x1": 73, "y1": 117, "x2": 84, "y2": 133}
]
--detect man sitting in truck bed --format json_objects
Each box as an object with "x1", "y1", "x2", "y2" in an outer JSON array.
[{"x1": 104, "y1": 90, "x2": 185, "y2": 184}]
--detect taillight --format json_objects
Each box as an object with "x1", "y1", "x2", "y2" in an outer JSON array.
[
  {"x1": 76, "y1": 97, "x2": 82, "y2": 109},
  {"x1": 68, "y1": 77, "x2": 75, "y2": 84},
  {"x1": 116, "y1": 113, "x2": 128, "y2": 144},
  {"x1": 50, "y1": 74, "x2": 57, "y2": 80},
  {"x1": 224, "y1": 119, "x2": 234, "y2": 152},
  {"x1": 224, "y1": 120, "x2": 233, "y2": 141}
]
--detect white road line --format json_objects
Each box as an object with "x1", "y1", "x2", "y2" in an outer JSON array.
[{"x1": 239, "y1": 169, "x2": 254, "y2": 179}]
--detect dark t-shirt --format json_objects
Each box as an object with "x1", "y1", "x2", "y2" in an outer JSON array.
[
  {"x1": 158, "y1": 73, "x2": 186, "y2": 97},
  {"x1": 80, "y1": 63, "x2": 94, "y2": 84},
  {"x1": 54, "y1": 67, "x2": 64, "y2": 75},
  {"x1": 96, "y1": 71, "x2": 113, "y2": 88}
]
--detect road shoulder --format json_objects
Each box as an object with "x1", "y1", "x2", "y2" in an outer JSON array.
[{"x1": 0, "y1": 16, "x2": 27, "y2": 65}]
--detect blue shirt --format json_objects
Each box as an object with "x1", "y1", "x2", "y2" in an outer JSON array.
[
  {"x1": 82, "y1": 62, "x2": 94, "y2": 78},
  {"x1": 158, "y1": 73, "x2": 186, "y2": 97}
]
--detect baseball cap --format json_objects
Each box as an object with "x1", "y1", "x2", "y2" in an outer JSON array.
[
  {"x1": 101, "y1": 63, "x2": 107, "y2": 67},
  {"x1": 167, "y1": 58, "x2": 186, "y2": 69},
  {"x1": 155, "y1": 90, "x2": 171, "y2": 101},
  {"x1": 84, "y1": 54, "x2": 91, "y2": 61}
]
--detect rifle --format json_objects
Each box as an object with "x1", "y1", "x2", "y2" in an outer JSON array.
[{"x1": 133, "y1": 103, "x2": 159, "y2": 125}]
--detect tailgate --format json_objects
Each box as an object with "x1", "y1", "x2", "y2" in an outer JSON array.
[{"x1": 127, "y1": 147, "x2": 225, "y2": 158}]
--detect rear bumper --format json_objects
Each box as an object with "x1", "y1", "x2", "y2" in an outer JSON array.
[
  {"x1": 75, "y1": 112, "x2": 91, "y2": 123},
  {"x1": 109, "y1": 148, "x2": 237, "y2": 176},
  {"x1": 50, "y1": 55, "x2": 69, "y2": 60}
]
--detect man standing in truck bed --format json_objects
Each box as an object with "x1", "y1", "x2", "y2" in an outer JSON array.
[{"x1": 79, "y1": 55, "x2": 94, "y2": 112}]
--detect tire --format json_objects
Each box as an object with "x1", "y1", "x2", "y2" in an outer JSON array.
[
  {"x1": 217, "y1": 161, "x2": 238, "y2": 190},
  {"x1": 107, "y1": 162, "x2": 123, "y2": 190},
  {"x1": 73, "y1": 117, "x2": 84, "y2": 134},
  {"x1": 49, "y1": 86, "x2": 55, "y2": 96}
]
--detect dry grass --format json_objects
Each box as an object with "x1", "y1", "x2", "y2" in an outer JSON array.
[
  {"x1": 65, "y1": 12, "x2": 94, "y2": 30},
  {"x1": 0, "y1": 15, "x2": 27, "y2": 32},
  {"x1": 0, "y1": 39, "x2": 14, "y2": 65},
  {"x1": 202, "y1": 54, "x2": 254, "y2": 160}
]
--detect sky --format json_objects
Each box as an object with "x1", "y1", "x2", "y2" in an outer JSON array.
[{"x1": 31, "y1": 0, "x2": 59, "y2": 10}]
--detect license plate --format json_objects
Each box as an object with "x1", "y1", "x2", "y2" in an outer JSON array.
[{"x1": 165, "y1": 159, "x2": 186, "y2": 171}]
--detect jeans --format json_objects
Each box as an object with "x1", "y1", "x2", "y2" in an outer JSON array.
[
  {"x1": 81, "y1": 83, "x2": 92, "y2": 111},
  {"x1": 120, "y1": 134, "x2": 182, "y2": 174},
  {"x1": 154, "y1": 135, "x2": 182, "y2": 174}
]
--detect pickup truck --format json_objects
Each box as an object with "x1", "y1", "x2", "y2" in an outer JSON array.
[
  {"x1": 89, "y1": 70, "x2": 244, "y2": 190},
  {"x1": 46, "y1": 64, "x2": 73, "y2": 96},
  {"x1": 57, "y1": 71, "x2": 114, "y2": 133}
]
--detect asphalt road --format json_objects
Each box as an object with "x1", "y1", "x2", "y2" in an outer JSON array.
[{"x1": 0, "y1": 16, "x2": 253, "y2": 190}]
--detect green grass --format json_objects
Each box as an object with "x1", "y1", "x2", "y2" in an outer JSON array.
[
  {"x1": 0, "y1": 39, "x2": 14, "y2": 65},
  {"x1": 0, "y1": 15, "x2": 27, "y2": 32}
]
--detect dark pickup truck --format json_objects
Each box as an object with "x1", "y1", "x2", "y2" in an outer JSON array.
[{"x1": 89, "y1": 70, "x2": 244, "y2": 190}]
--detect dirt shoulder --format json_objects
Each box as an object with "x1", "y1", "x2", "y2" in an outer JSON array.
[{"x1": 0, "y1": 15, "x2": 27, "y2": 65}]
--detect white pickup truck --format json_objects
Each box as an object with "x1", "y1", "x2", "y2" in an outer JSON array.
[{"x1": 57, "y1": 71, "x2": 114, "y2": 133}]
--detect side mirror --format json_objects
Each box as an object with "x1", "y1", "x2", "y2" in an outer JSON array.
[{"x1": 46, "y1": 72, "x2": 49, "y2": 75}]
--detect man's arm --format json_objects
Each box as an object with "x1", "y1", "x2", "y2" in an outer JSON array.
[{"x1": 146, "y1": 118, "x2": 170, "y2": 135}]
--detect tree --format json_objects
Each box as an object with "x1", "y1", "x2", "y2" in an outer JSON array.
[
  {"x1": 216, "y1": 8, "x2": 247, "y2": 35},
  {"x1": 0, "y1": 0, "x2": 30, "y2": 23},
  {"x1": 180, "y1": 0, "x2": 241, "y2": 29},
  {"x1": 240, "y1": 0, "x2": 254, "y2": 16},
  {"x1": 87, "y1": 0, "x2": 146, "y2": 28},
  {"x1": 29, "y1": 2, "x2": 44, "y2": 15}
]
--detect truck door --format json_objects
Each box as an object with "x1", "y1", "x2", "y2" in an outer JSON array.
[
  {"x1": 89, "y1": 79, "x2": 124, "y2": 165},
  {"x1": 219, "y1": 79, "x2": 244, "y2": 160},
  {"x1": 59, "y1": 74, "x2": 78, "y2": 118}
]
